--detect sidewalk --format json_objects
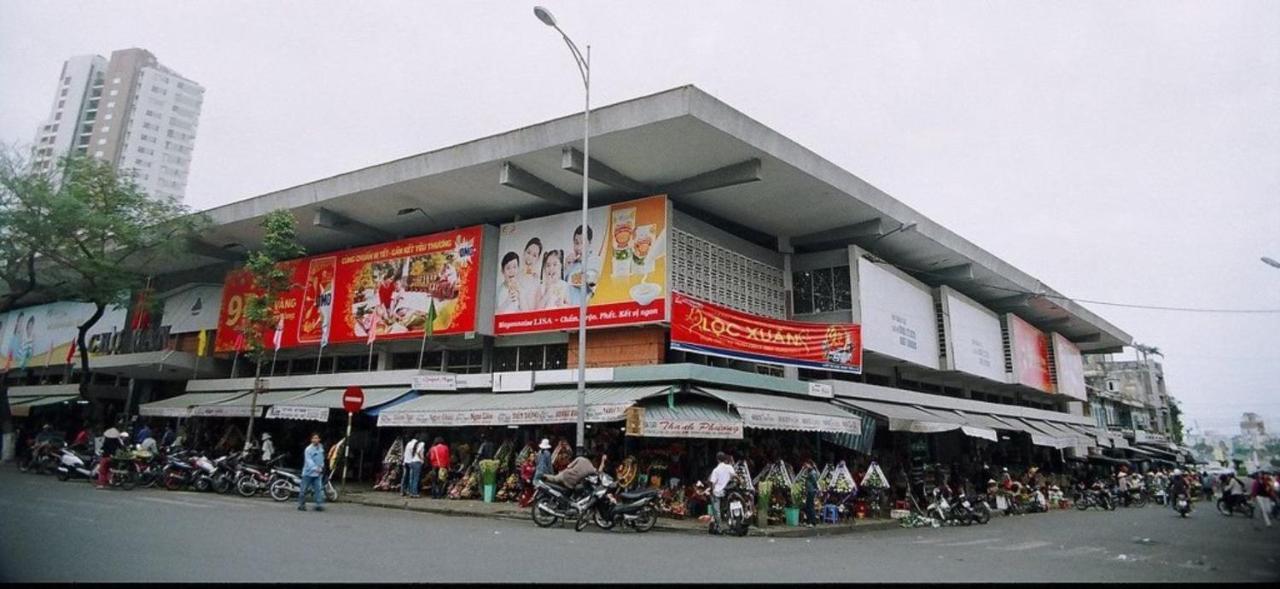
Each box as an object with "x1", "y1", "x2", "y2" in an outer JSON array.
[{"x1": 341, "y1": 486, "x2": 900, "y2": 538}]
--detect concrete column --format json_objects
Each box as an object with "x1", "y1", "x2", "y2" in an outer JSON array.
[{"x1": 778, "y1": 236, "x2": 799, "y2": 381}]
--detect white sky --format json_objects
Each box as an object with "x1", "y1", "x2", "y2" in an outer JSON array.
[{"x1": 2, "y1": 1, "x2": 1277, "y2": 434}]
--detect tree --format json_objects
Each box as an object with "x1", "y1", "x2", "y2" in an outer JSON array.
[
  {"x1": 8, "y1": 155, "x2": 206, "y2": 400},
  {"x1": 239, "y1": 210, "x2": 305, "y2": 446},
  {"x1": 1167, "y1": 399, "x2": 1184, "y2": 445}
]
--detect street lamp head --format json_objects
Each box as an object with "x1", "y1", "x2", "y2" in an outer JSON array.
[
  {"x1": 396, "y1": 208, "x2": 419, "y2": 216},
  {"x1": 533, "y1": 6, "x2": 557, "y2": 27},
  {"x1": 1262, "y1": 256, "x2": 1280, "y2": 269}
]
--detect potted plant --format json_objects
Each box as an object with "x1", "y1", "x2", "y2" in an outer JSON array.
[
  {"x1": 479, "y1": 459, "x2": 499, "y2": 503},
  {"x1": 785, "y1": 482, "x2": 805, "y2": 526}
]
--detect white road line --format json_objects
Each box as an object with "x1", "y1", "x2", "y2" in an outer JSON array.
[
  {"x1": 134, "y1": 496, "x2": 214, "y2": 509},
  {"x1": 938, "y1": 538, "x2": 1002, "y2": 547},
  {"x1": 990, "y1": 540, "x2": 1054, "y2": 551},
  {"x1": 910, "y1": 538, "x2": 944, "y2": 545}
]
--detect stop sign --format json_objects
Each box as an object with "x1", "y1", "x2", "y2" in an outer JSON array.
[{"x1": 342, "y1": 386, "x2": 365, "y2": 413}]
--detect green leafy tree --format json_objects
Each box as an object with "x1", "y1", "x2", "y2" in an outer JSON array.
[
  {"x1": 239, "y1": 210, "x2": 305, "y2": 445},
  {"x1": 7, "y1": 155, "x2": 206, "y2": 399},
  {"x1": 1167, "y1": 400, "x2": 1184, "y2": 445}
]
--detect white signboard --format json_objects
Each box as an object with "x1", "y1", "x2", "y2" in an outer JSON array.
[
  {"x1": 492, "y1": 371, "x2": 534, "y2": 392},
  {"x1": 0, "y1": 301, "x2": 127, "y2": 369},
  {"x1": 377, "y1": 402, "x2": 632, "y2": 427},
  {"x1": 139, "y1": 406, "x2": 191, "y2": 418},
  {"x1": 267, "y1": 405, "x2": 330, "y2": 422},
  {"x1": 807, "y1": 382, "x2": 834, "y2": 399},
  {"x1": 457, "y1": 373, "x2": 493, "y2": 389},
  {"x1": 639, "y1": 417, "x2": 744, "y2": 439},
  {"x1": 1050, "y1": 332, "x2": 1087, "y2": 401},
  {"x1": 938, "y1": 286, "x2": 1006, "y2": 382},
  {"x1": 160, "y1": 285, "x2": 223, "y2": 334},
  {"x1": 191, "y1": 405, "x2": 262, "y2": 418},
  {"x1": 856, "y1": 256, "x2": 940, "y2": 369},
  {"x1": 735, "y1": 408, "x2": 862, "y2": 435},
  {"x1": 413, "y1": 373, "x2": 458, "y2": 391}
]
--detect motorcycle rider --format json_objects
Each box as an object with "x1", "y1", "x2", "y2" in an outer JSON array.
[
  {"x1": 97, "y1": 426, "x2": 124, "y2": 490},
  {"x1": 706, "y1": 452, "x2": 735, "y2": 535},
  {"x1": 1221, "y1": 472, "x2": 1247, "y2": 513},
  {"x1": 541, "y1": 450, "x2": 599, "y2": 491},
  {"x1": 1168, "y1": 468, "x2": 1190, "y2": 514}
]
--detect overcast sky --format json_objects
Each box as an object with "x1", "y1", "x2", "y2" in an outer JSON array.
[{"x1": 2, "y1": 1, "x2": 1277, "y2": 435}]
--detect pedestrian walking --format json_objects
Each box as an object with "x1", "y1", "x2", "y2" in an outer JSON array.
[
  {"x1": 1250, "y1": 473, "x2": 1273, "y2": 528},
  {"x1": 298, "y1": 433, "x2": 326, "y2": 512},
  {"x1": 801, "y1": 459, "x2": 820, "y2": 527},
  {"x1": 533, "y1": 438, "x2": 553, "y2": 484},
  {"x1": 402, "y1": 434, "x2": 424, "y2": 498}
]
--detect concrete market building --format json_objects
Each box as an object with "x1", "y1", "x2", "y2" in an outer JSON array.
[{"x1": 5, "y1": 85, "x2": 1175, "y2": 473}]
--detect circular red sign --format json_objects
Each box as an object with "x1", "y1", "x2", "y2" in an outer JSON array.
[{"x1": 342, "y1": 386, "x2": 365, "y2": 413}]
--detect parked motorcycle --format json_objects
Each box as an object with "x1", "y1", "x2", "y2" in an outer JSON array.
[
  {"x1": 926, "y1": 487, "x2": 956, "y2": 524},
  {"x1": 162, "y1": 450, "x2": 202, "y2": 491},
  {"x1": 715, "y1": 480, "x2": 756, "y2": 537},
  {"x1": 209, "y1": 453, "x2": 243, "y2": 494},
  {"x1": 54, "y1": 446, "x2": 98, "y2": 482},
  {"x1": 1120, "y1": 487, "x2": 1148, "y2": 508},
  {"x1": 235, "y1": 455, "x2": 287, "y2": 498},
  {"x1": 574, "y1": 471, "x2": 660, "y2": 533},
  {"x1": 268, "y1": 468, "x2": 338, "y2": 503},
  {"x1": 950, "y1": 492, "x2": 992, "y2": 525},
  {"x1": 20, "y1": 440, "x2": 63, "y2": 475},
  {"x1": 1073, "y1": 483, "x2": 1115, "y2": 511},
  {"x1": 1216, "y1": 495, "x2": 1256, "y2": 518},
  {"x1": 530, "y1": 476, "x2": 595, "y2": 528}
]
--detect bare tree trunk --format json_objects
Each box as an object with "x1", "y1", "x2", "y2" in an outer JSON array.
[
  {"x1": 76, "y1": 302, "x2": 107, "y2": 399},
  {"x1": 245, "y1": 357, "x2": 262, "y2": 451}
]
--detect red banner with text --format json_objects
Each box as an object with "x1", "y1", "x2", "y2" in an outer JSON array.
[
  {"x1": 215, "y1": 226, "x2": 483, "y2": 352},
  {"x1": 670, "y1": 292, "x2": 862, "y2": 374}
]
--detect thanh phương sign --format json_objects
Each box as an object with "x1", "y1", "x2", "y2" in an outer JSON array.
[{"x1": 670, "y1": 292, "x2": 862, "y2": 374}]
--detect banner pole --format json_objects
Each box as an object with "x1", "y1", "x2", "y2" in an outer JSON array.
[
  {"x1": 342, "y1": 410, "x2": 353, "y2": 496},
  {"x1": 316, "y1": 345, "x2": 324, "y2": 375}
]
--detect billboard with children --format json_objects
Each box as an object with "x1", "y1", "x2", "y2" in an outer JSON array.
[
  {"x1": 492, "y1": 194, "x2": 669, "y2": 335},
  {"x1": 214, "y1": 226, "x2": 483, "y2": 352}
]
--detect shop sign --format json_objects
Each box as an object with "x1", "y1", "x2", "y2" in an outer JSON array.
[
  {"x1": 670, "y1": 292, "x2": 862, "y2": 374},
  {"x1": 1050, "y1": 332, "x2": 1086, "y2": 400},
  {"x1": 735, "y1": 407, "x2": 862, "y2": 435},
  {"x1": 856, "y1": 256, "x2": 940, "y2": 370},
  {"x1": 1006, "y1": 313, "x2": 1052, "y2": 393},
  {"x1": 214, "y1": 226, "x2": 484, "y2": 352},
  {"x1": 267, "y1": 405, "x2": 330, "y2": 422},
  {"x1": 636, "y1": 417, "x2": 744, "y2": 439},
  {"x1": 413, "y1": 373, "x2": 458, "y2": 391},
  {"x1": 624, "y1": 406, "x2": 644, "y2": 436},
  {"x1": 807, "y1": 382, "x2": 834, "y2": 399},
  {"x1": 139, "y1": 406, "x2": 191, "y2": 418},
  {"x1": 377, "y1": 402, "x2": 633, "y2": 427},
  {"x1": 191, "y1": 405, "x2": 261, "y2": 418},
  {"x1": 160, "y1": 285, "x2": 223, "y2": 334},
  {"x1": 0, "y1": 301, "x2": 127, "y2": 369},
  {"x1": 493, "y1": 371, "x2": 534, "y2": 392},
  {"x1": 493, "y1": 195, "x2": 669, "y2": 335}
]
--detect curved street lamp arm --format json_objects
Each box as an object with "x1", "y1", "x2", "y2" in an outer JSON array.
[{"x1": 553, "y1": 27, "x2": 589, "y2": 89}]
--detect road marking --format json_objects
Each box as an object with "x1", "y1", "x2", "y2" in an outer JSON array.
[
  {"x1": 35, "y1": 497, "x2": 120, "y2": 509},
  {"x1": 910, "y1": 538, "x2": 944, "y2": 544},
  {"x1": 990, "y1": 540, "x2": 1053, "y2": 551},
  {"x1": 134, "y1": 496, "x2": 214, "y2": 509},
  {"x1": 938, "y1": 538, "x2": 1001, "y2": 547}
]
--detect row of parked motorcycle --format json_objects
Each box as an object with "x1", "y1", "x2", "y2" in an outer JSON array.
[{"x1": 19, "y1": 440, "x2": 337, "y2": 504}]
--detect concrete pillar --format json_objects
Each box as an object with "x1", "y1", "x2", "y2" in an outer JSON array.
[{"x1": 779, "y1": 236, "x2": 799, "y2": 382}]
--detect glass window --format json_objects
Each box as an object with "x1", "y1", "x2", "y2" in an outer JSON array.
[
  {"x1": 493, "y1": 347, "x2": 518, "y2": 372},
  {"x1": 793, "y1": 271, "x2": 814, "y2": 314},
  {"x1": 446, "y1": 349, "x2": 483, "y2": 374},
  {"x1": 335, "y1": 355, "x2": 370, "y2": 373},
  {"x1": 390, "y1": 352, "x2": 424, "y2": 370},
  {"x1": 812, "y1": 268, "x2": 834, "y2": 312},
  {"x1": 517, "y1": 345, "x2": 544, "y2": 371},
  {"x1": 832, "y1": 265, "x2": 852, "y2": 309},
  {"x1": 544, "y1": 344, "x2": 568, "y2": 370}
]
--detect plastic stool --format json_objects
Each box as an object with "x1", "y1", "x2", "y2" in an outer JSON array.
[{"x1": 823, "y1": 504, "x2": 840, "y2": 524}]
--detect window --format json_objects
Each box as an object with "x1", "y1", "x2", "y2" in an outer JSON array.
[
  {"x1": 107, "y1": 101, "x2": 115, "y2": 108},
  {"x1": 97, "y1": 138, "x2": 107, "y2": 145},
  {"x1": 54, "y1": 112, "x2": 61, "y2": 121},
  {"x1": 1106, "y1": 380, "x2": 1117, "y2": 392},
  {"x1": 335, "y1": 355, "x2": 370, "y2": 373},
  {"x1": 492, "y1": 344, "x2": 568, "y2": 372},
  {"x1": 93, "y1": 150, "x2": 103, "y2": 158},
  {"x1": 792, "y1": 265, "x2": 853, "y2": 314},
  {"x1": 113, "y1": 77, "x2": 121, "y2": 84},
  {"x1": 109, "y1": 89, "x2": 118, "y2": 96},
  {"x1": 445, "y1": 349, "x2": 484, "y2": 374}
]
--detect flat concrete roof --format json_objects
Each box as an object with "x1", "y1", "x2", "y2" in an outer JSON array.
[{"x1": 137, "y1": 85, "x2": 1130, "y2": 351}]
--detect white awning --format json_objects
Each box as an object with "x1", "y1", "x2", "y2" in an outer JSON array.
[
  {"x1": 190, "y1": 389, "x2": 324, "y2": 418},
  {"x1": 378, "y1": 385, "x2": 672, "y2": 427},
  {"x1": 269, "y1": 387, "x2": 415, "y2": 422},
  {"x1": 629, "y1": 402, "x2": 744, "y2": 440},
  {"x1": 139, "y1": 391, "x2": 252, "y2": 417},
  {"x1": 10, "y1": 395, "x2": 80, "y2": 417},
  {"x1": 834, "y1": 399, "x2": 970, "y2": 436},
  {"x1": 694, "y1": 387, "x2": 862, "y2": 435}
]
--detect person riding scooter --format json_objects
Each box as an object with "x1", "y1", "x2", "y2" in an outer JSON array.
[{"x1": 541, "y1": 451, "x2": 599, "y2": 490}]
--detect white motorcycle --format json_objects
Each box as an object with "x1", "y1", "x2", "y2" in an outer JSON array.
[{"x1": 55, "y1": 447, "x2": 98, "y2": 482}]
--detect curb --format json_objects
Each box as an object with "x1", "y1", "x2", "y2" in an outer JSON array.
[{"x1": 343, "y1": 492, "x2": 901, "y2": 537}]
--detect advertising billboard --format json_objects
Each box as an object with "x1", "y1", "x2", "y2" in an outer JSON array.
[
  {"x1": 855, "y1": 256, "x2": 940, "y2": 369},
  {"x1": 0, "y1": 301, "x2": 127, "y2": 370},
  {"x1": 1051, "y1": 332, "x2": 1086, "y2": 400},
  {"x1": 160, "y1": 285, "x2": 223, "y2": 334},
  {"x1": 215, "y1": 226, "x2": 483, "y2": 352},
  {"x1": 493, "y1": 194, "x2": 668, "y2": 335},
  {"x1": 1006, "y1": 313, "x2": 1052, "y2": 392},
  {"x1": 670, "y1": 292, "x2": 862, "y2": 374},
  {"x1": 937, "y1": 286, "x2": 1006, "y2": 382}
]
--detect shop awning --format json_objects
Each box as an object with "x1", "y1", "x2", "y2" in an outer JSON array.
[
  {"x1": 834, "y1": 399, "x2": 962, "y2": 434},
  {"x1": 1133, "y1": 442, "x2": 1180, "y2": 460},
  {"x1": 1007, "y1": 418, "x2": 1072, "y2": 449},
  {"x1": 191, "y1": 389, "x2": 324, "y2": 418},
  {"x1": 139, "y1": 391, "x2": 252, "y2": 418},
  {"x1": 270, "y1": 387, "x2": 417, "y2": 422},
  {"x1": 377, "y1": 385, "x2": 673, "y2": 427},
  {"x1": 694, "y1": 387, "x2": 862, "y2": 435},
  {"x1": 1029, "y1": 419, "x2": 1095, "y2": 449},
  {"x1": 627, "y1": 402, "x2": 743, "y2": 440},
  {"x1": 10, "y1": 395, "x2": 80, "y2": 417}
]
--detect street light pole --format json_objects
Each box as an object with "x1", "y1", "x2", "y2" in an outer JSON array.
[
  {"x1": 535, "y1": 6, "x2": 591, "y2": 454},
  {"x1": 1262, "y1": 256, "x2": 1280, "y2": 269}
]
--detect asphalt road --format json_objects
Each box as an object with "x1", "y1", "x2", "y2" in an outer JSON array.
[{"x1": 1, "y1": 468, "x2": 1277, "y2": 583}]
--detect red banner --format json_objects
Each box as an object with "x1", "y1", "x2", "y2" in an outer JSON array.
[
  {"x1": 670, "y1": 292, "x2": 862, "y2": 374},
  {"x1": 215, "y1": 226, "x2": 483, "y2": 352},
  {"x1": 1007, "y1": 313, "x2": 1052, "y2": 393}
]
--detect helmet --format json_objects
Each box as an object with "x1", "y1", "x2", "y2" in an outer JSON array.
[
  {"x1": 261, "y1": 433, "x2": 272, "y2": 441},
  {"x1": 1173, "y1": 469, "x2": 1182, "y2": 476},
  {"x1": 539, "y1": 438, "x2": 551, "y2": 450}
]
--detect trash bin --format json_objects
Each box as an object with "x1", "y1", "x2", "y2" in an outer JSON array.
[{"x1": 784, "y1": 507, "x2": 800, "y2": 526}]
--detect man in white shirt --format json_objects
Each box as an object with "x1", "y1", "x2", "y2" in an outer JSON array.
[
  {"x1": 402, "y1": 435, "x2": 424, "y2": 498},
  {"x1": 260, "y1": 433, "x2": 275, "y2": 462},
  {"x1": 707, "y1": 452, "x2": 736, "y2": 534}
]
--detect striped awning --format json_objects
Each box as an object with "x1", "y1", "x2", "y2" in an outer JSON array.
[
  {"x1": 139, "y1": 391, "x2": 251, "y2": 418},
  {"x1": 628, "y1": 402, "x2": 743, "y2": 439},
  {"x1": 694, "y1": 387, "x2": 862, "y2": 435},
  {"x1": 377, "y1": 385, "x2": 672, "y2": 427}
]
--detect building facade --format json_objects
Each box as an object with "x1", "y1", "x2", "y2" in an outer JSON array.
[{"x1": 31, "y1": 48, "x2": 204, "y2": 203}]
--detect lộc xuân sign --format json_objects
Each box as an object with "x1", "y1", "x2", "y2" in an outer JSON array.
[
  {"x1": 670, "y1": 292, "x2": 863, "y2": 374},
  {"x1": 214, "y1": 226, "x2": 483, "y2": 352},
  {"x1": 492, "y1": 194, "x2": 669, "y2": 335}
]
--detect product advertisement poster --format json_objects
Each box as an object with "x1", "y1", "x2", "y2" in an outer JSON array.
[
  {"x1": 492, "y1": 194, "x2": 668, "y2": 335},
  {"x1": 1051, "y1": 332, "x2": 1086, "y2": 400},
  {"x1": 215, "y1": 226, "x2": 483, "y2": 352},
  {"x1": 1006, "y1": 313, "x2": 1053, "y2": 392},
  {"x1": 0, "y1": 302, "x2": 127, "y2": 370},
  {"x1": 670, "y1": 292, "x2": 862, "y2": 374}
]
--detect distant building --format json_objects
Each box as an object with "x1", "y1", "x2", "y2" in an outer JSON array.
[
  {"x1": 1241, "y1": 412, "x2": 1266, "y2": 438},
  {"x1": 30, "y1": 48, "x2": 204, "y2": 203},
  {"x1": 1084, "y1": 352, "x2": 1178, "y2": 440}
]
